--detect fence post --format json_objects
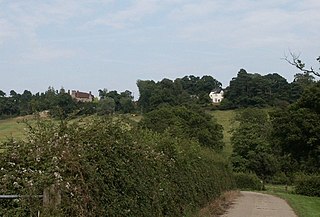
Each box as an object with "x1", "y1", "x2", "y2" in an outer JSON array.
[{"x1": 43, "y1": 184, "x2": 61, "y2": 208}]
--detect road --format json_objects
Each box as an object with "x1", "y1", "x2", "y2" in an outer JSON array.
[{"x1": 221, "y1": 191, "x2": 297, "y2": 217}]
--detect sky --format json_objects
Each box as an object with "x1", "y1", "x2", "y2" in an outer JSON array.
[{"x1": 0, "y1": 0, "x2": 319, "y2": 98}]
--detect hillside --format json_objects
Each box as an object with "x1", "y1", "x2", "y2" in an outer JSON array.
[{"x1": 210, "y1": 110, "x2": 236, "y2": 156}]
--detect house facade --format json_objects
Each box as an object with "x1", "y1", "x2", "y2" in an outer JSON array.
[
  {"x1": 70, "y1": 90, "x2": 94, "y2": 102},
  {"x1": 209, "y1": 89, "x2": 224, "y2": 104}
]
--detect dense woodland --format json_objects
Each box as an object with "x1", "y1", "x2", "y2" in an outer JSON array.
[{"x1": 0, "y1": 56, "x2": 320, "y2": 216}]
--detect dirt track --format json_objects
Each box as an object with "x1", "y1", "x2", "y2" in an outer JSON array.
[{"x1": 221, "y1": 191, "x2": 297, "y2": 217}]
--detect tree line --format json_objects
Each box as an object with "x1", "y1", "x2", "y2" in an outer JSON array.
[
  {"x1": 1, "y1": 69, "x2": 315, "y2": 119},
  {"x1": 0, "y1": 87, "x2": 136, "y2": 119}
]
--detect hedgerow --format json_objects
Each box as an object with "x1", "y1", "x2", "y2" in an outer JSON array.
[
  {"x1": 0, "y1": 117, "x2": 234, "y2": 216},
  {"x1": 233, "y1": 172, "x2": 263, "y2": 190},
  {"x1": 294, "y1": 174, "x2": 320, "y2": 197}
]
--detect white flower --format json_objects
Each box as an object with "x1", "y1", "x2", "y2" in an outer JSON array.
[
  {"x1": 8, "y1": 162, "x2": 15, "y2": 166},
  {"x1": 66, "y1": 182, "x2": 71, "y2": 189},
  {"x1": 13, "y1": 181, "x2": 19, "y2": 188},
  {"x1": 54, "y1": 172, "x2": 62, "y2": 181}
]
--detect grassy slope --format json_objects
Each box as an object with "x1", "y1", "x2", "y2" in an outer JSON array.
[{"x1": 210, "y1": 110, "x2": 236, "y2": 156}]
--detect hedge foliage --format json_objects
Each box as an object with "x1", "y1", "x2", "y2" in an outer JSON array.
[
  {"x1": 233, "y1": 173, "x2": 263, "y2": 190},
  {"x1": 294, "y1": 174, "x2": 320, "y2": 197},
  {"x1": 0, "y1": 117, "x2": 235, "y2": 217}
]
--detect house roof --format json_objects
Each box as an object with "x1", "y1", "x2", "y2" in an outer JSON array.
[
  {"x1": 75, "y1": 91, "x2": 91, "y2": 99},
  {"x1": 210, "y1": 88, "x2": 223, "y2": 94}
]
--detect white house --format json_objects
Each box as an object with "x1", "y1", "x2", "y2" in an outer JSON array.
[{"x1": 209, "y1": 89, "x2": 224, "y2": 104}]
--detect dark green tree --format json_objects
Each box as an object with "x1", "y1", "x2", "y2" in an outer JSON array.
[
  {"x1": 97, "y1": 97, "x2": 116, "y2": 115},
  {"x1": 223, "y1": 69, "x2": 294, "y2": 108},
  {"x1": 270, "y1": 82, "x2": 320, "y2": 172},
  {"x1": 231, "y1": 108, "x2": 279, "y2": 180},
  {"x1": 137, "y1": 75, "x2": 222, "y2": 112},
  {"x1": 140, "y1": 106, "x2": 224, "y2": 150}
]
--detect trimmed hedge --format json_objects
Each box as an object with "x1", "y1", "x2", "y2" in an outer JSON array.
[
  {"x1": 234, "y1": 173, "x2": 263, "y2": 190},
  {"x1": 294, "y1": 174, "x2": 320, "y2": 197},
  {"x1": 0, "y1": 117, "x2": 235, "y2": 216}
]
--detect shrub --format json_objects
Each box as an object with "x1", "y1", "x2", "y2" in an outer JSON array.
[
  {"x1": 234, "y1": 173, "x2": 263, "y2": 190},
  {"x1": 0, "y1": 117, "x2": 235, "y2": 217},
  {"x1": 270, "y1": 172, "x2": 290, "y2": 185},
  {"x1": 294, "y1": 174, "x2": 320, "y2": 197},
  {"x1": 140, "y1": 106, "x2": 224, "y2": 151}
]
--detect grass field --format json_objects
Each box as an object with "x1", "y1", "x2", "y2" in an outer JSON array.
[
  {"x1": 210, "y1": 110, "x2": 237, "y2": 156},
  {"x1": 0, "y1": 117, "x2": 27, "y2": 141},
  {"x1": 264, "y1": 185, "x2": 320, "y2": 217}
]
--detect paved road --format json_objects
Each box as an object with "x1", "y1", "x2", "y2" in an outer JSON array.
[{"x1": 221, "y1": 191, "x2": 297, "y2": 217}]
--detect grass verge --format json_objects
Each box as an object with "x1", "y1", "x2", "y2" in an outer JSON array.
[{"x1": 264, "y1": 185, "x2": 320, "y2": 217}]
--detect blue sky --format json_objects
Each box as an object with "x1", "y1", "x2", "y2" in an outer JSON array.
[{"x1": 0, "y1": 0, "x2": 319, "y2": 98}]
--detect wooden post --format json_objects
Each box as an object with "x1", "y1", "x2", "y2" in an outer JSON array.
[{"x1": 43, "y1": 184, "x2": 61, "y2": 208}]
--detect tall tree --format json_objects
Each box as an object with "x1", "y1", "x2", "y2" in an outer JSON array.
[
  {"x1": 271, "y1": 82, "x2": 320, "y2": 172},
  {"x1": 231, "y1": 108, "x2": 279, "y2": 180}
]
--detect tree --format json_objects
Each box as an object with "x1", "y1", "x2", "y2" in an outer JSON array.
[
  {"x1": 223, "y1": 69, "x2": 294, "y2": 108},
  {"x1": 0, "y1": 90, "x2": 6, "y2": 97},
  {"x1": 271, "y1": 108, "x2": 320, "y2": 173},
  {"x1": 98, "y1": 88, "x2": 108, "y2": 100},
  {"x1": 97, "y1": 89, "x2": 135, "y2": 113},
  {"x1": 270, "y1": 82, "x2": 320, "y2": 172},
  {"x1": 140, "y1": 106, "x2": 224, "y2": 150},
  {"x1": 97, "y1": 97, "x2": 115, "y2": 115},
  {"x1": 231, "y1": 108, "x2": 279, "y2": 180},
  {"x1": 137, "y1": 75, "x2": 222, "y2": 112},
  {"x1": 119, "y1": 90, "x2": 135, "y2": 113},
  {"x1": 50, "y1": 92, "x2": 77, "y2": 118},
  {"x1": 284, "y1": 52, "x2": 320, "y2": 78}
]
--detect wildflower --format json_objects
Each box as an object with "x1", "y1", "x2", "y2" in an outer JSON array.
[
  {"x1": 66, "y1": 182, "x2": 71, "y2": 189},
  {"x1": 13, "y1": 181, "x2": 19, "y2": 188}
]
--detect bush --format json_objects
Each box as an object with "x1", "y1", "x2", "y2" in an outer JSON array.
[
  {"x1": 294, "y1": 174, "x2": 320, "y2": 197},
  {"x1": 0, "y1": 117, "x2": 235, "y2": 217},
  {"x1": 234, "y1": 173, "x2": 263, "y2": 190},
  {"x1": 140, "y1": 106, "x2": 224, "y2": 151},
  {"x1": 270, "y1": 172, "x2": 290, "y2": 185}
]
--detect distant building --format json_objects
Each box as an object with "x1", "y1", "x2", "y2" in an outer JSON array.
[
  {"x1": 209, "y1": 88, "x2": 224, "y2": 104},
  {"x1": 69, "y1": 90, "x2": 94, "y2": 102}
]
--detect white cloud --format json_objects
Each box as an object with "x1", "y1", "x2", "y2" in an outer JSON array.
[
  {"x1": 89, "y1": 0, "x2": 159, "y2": 28},
  {"x1": 0, "y1": 19, "x2": 16, "y2": 45},
  {"x1": 19, "y1": 45, "x2": 77, "y2": 63},
  {"x1": 169, "y1": 1, "x2": 221, "y2": 21},
  {"x1": 171, "y1": 0, "x2": 320, "y2": 49}
]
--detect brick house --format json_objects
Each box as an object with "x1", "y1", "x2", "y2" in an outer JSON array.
[{"x1": 69, "y1": 90, "x2": 94, "y2": 102}]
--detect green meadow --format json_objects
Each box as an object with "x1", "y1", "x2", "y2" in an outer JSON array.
[{"x1": 0, "y1": 117, "x2": 27, "y2": 141}]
